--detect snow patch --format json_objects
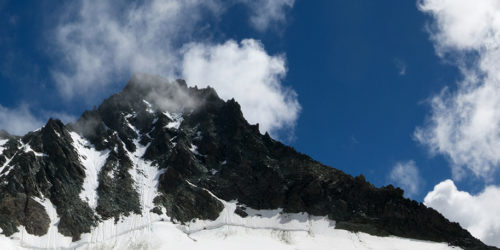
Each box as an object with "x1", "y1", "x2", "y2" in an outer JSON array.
[
  {"x1": 0, "y1": 140, "x2": 23, "y2": 177},
  {"x1": 124, "y1": 113, "x2": 134, "y2": 119},
  {"x1": 189, "y1": 144, "x2": 201, "y2": 156},
  {"x1": 0, "y1": 157, "x2": 14, "y2": 177},
  {"x1": 0, "y1": 139, "x2": 8, "y2": 154},
  {"x1": 163, "y1": 112, "x2": 183, "y2": 129},
  {"x1": 182, "y1": 182, "x2": 331, "y2": 235},
  {"x1": 22, "y1": 144, "x2": 48, "y2": 157},
  {"x1": 143, "y1": 100, "x2": 154, "y2": 113},
  {"x1": 125, "y1": 123, "x2": 164, "y2": 215},
  {"x1": 70, "y1": 132, "x2": 110, "y2": 210}
]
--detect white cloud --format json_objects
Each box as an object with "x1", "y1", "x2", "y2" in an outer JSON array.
[
  {"x1": 388, "y1": 160, "x2": 422, "y2": 197},
  {"x1": 424, "y1": 180, "x2": 500, "y2": 247},
  {"x1": 416, "y1": 0, "x2": 500, "y2": 180},
  {"x1": 240, "y1": 0, "x2": 294, "y2": 32},
  {"x1": 50, "y1": 0, "x2": 294, "y2": 99},
  {"x1": 51, "y1": 0, "x2": 221, "y2": 99},
  {"x1": 182, "y1": 39, "x2": 300, "y2": 135},
  {"x1": 0, "y1": 105, "x2": 44, "y2": 136},
  {"x1": 49, "y1": 0, "x2": 298, "y2": 136}
]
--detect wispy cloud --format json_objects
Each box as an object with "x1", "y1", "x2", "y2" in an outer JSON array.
[
  {"x1": 416, "y1": 0, "x2": 500, "y2": 180},
  {"x1": 129, "y1": 73, "x2": 200, "y2": 113},
  {"x1": 0, "y1": 105, "x2": 44, "y2": 135},
  {"x1": 388, "y1": 160, "x2": 422, "y2": 197},
  {"x1": 0, "y1": 104, "x2": 77, "y2": 136},
  {"x1": 425, "y1": 180, "x2": 500, "y2": 247},
  {"x1": 394, "y1": 58, "x2": 407, "y2": 76},
  {"x1": 41, "y1": 111, "x2": 77, "y2": 125},
  {"x1": 241, "y1": 0, "x2": 294, "y2": 32},
  {"x1": 50, "y1": 0, "x2": 295, "y2": 100},
  {"x1": 50, "y1": 0, "x2": 221, "y2": 100}
]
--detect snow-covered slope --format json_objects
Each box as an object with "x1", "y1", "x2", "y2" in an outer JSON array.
[
  {"x1": 0, "y1": 184, "x2": 460, "y2": 250},
  {"x1": 0, "y1": 121, "x2": 460, "y2": 250},
  {"x1": 0, "y1": 212, "x2": 461, "y2": 250},
  {"x1": 71, "y1": 132, "x2": 110, "y2": 210}
]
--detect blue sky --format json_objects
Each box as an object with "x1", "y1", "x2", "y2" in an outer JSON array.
[
  {"x1": 2, "y1": 0, "x2": 500, "y2": 246},
  {"x1": 282, "y1": 0, "x2": 460, "y2": 197}
]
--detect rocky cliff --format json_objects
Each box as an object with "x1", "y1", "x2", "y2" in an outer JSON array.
[{"x1": 0, "y1": 74, "x2": 494, "y2": 249}]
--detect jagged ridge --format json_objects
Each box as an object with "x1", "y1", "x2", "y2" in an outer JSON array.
[{"x1": 0, "y1": 74, "x2": 495, "y2": 249}]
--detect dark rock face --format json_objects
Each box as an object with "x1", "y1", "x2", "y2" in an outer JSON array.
[
  {"x1": 0, "y1": 74, "x2": 495, "y2": 249},
  {"x1": 0, "y1": 194, "x2": 50, "y2": 236},
  {"x1": 154, "y1": 172, "x2": 224, "y2": 223},
  {"x1": 234, "y1": 206, "x2": 248, "y2": 218},
  {"x1": 95, "y1": 143, "x2": 142, "y2": 221},
  {"x1": 0, "y1": 119, "x2": 96, "y2": 240}
]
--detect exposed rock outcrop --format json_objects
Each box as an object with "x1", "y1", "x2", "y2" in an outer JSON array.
[{"x1": 0, "y1": 74, "x2": 494, "y2": 249}]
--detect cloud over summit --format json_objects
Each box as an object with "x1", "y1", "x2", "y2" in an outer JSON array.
[
  {"x1": 182, "y1": 39, "x2": 300, "y2": 135},
  {"x1": 48, "y1": 0, "x2": 298, "y2": 136}
]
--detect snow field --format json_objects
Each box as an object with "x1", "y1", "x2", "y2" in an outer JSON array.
[
  {"x1": 0, "y1": 120, "x2": 463, "y2": 249},
  {"x1": 70, "y1": 132, "x2": 110, "y2": 210}
]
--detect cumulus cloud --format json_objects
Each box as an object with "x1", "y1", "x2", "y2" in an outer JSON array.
[
  {"x1": 388, "y1": 160, "x2": 422, "y2": 197},
  {"x1": 50, "y1": 0, "x2": 298, "y2": 136},
  {"x1": 0, "y1": 105, "x2": 44, "y2": 135},
  {"x1": 182, "y1": 39, "x2": 300, "y2": 134},
  {"x1": 425, "y1": 180, "x2": 500, "y2": 247},
  {"x1": 416, "y1": 0, "x2": 500, "y2": 180}
]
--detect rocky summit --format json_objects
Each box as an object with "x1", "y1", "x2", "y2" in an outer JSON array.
[{"x1": 0, "y1": 74, "x2": 495, "y2": 250}]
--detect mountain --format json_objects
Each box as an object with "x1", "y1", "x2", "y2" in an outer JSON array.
[{"x1": 0, "y1": 74, "x2": 494, "y2": 250}]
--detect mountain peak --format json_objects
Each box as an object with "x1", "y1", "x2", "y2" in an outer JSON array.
[
  {"x1": 0, "y1": 129, "x2": 12, "y2": 140},
  {"x1": 0, "y1": 75, "x2": 495, "y2": 249},
  {"x1": 123, "y1": 73, "x2": 188, "y2": 98}
]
